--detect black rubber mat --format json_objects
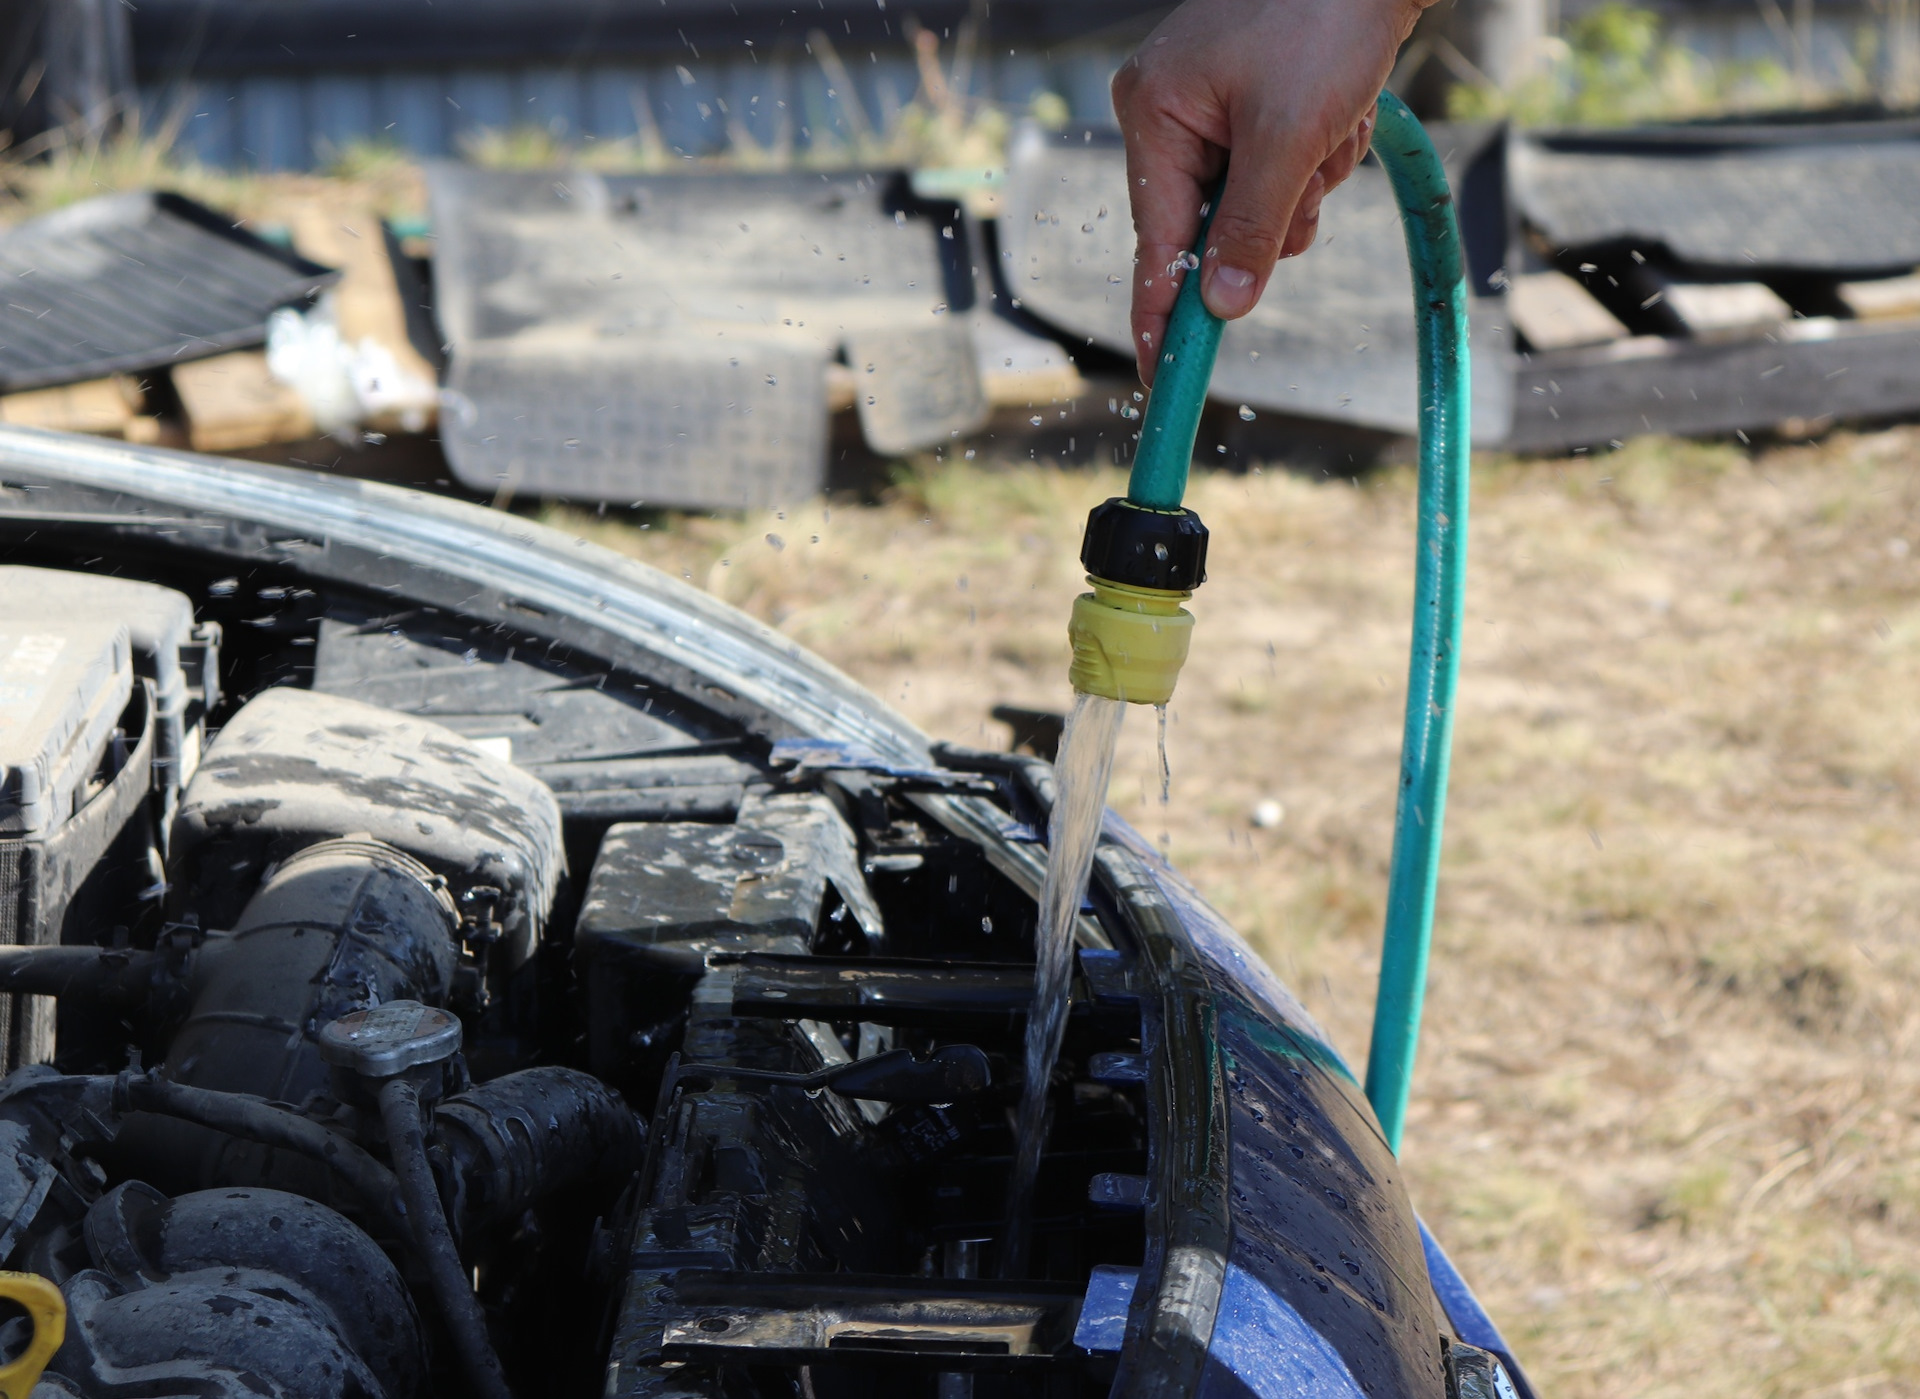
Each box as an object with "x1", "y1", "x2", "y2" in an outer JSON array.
[
  {"x1": 427, "y1": 164, "x2": 984, "y2": 509},
  {"x1": 1511, "y1": 118, "x2": 1920, "y2": 274},
  {"x1": 0, "y1": 192, "x2": 336, "y2": 392}
]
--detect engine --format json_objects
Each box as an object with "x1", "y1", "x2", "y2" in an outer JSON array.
[{"x1": 0, "y1": 565, "x2": 1158, "y2": 1399}]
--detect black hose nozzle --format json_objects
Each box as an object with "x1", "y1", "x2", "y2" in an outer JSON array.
[{"x1": 1079, "y1": 497, "x2": 1209, "y2": 592}]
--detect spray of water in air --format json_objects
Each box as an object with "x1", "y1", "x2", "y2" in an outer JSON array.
[{"x1": 1002, "y1": 692, "x2": 1125, "y2": 1277}]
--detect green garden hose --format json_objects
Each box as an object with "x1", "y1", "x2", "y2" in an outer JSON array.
[
  {"x1": 1361, "y1": 93, "x2": 1473, "y2": 1155},
  {"x1": 1069, "y1": 91, "x2": 1472, "y2": 1153}
]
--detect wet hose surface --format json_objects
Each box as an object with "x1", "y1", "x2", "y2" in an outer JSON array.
[
  {"x1": 378, "y1": 1077, "x2": 517, "y2": 1399},
  {"x1": 1361, "y1": 92, "x2": 1473, "y2": 1154}
]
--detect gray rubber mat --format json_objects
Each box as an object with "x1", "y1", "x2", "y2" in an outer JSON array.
[
  {"x1": 0, "y1": 192, "x2": 336, "y2": 393},
  {"x1": 428, "y1": 165, "x2": 986, "y2": 509},
  {"x1": 1510, "y1": 121, "x2": 1920, "y2": 273},
  {"x1": 1512, "y1": 121, "x2": 1920, "y2": 274},
  {"x1": 998, "y1": 131, "x2": 1514, "y2": 444}
]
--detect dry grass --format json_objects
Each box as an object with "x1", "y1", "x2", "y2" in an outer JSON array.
[
  {"x1": 547, "y1": 423, "x2": 1920, "y2": 1399},
  {"x1": 0, "y1": 126, "x2": 427, "y2": 230}
]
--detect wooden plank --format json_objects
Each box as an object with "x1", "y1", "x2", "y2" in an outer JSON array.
[
  {"x1": 1507, "y1": 270, "x2": 1628, "y2": 351},
  {"x1": 272, "y1": 197, "x2": 440, "y2": 432},
  {"x1": 1658, "y1": 281, "x2": 1792, "y2": 343},
  {"x1": 1838, "y1": 271, "x2": 1920, "y2": 321},
  {"x1": 974, "y1": 314, "x2": 1087, "y2": 407},
  {"x1": 0, "y1": 377, "x2": 141, "y2": 436},
  {"x1": 173, "y1": 351, "x2": 315, "y2": 452},
  {"x1": 1507, "y1": 316, "x2": 1920, "y2": 452}
]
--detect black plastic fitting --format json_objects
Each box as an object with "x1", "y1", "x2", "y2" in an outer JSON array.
[{"x1": 1079, "y1": 497, "x2": 1210, "y2": 591}]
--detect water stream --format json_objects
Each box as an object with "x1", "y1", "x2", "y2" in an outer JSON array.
[
  {"x1": 1002, "y1": 691, "x2": 1126, "y2": 1277},
  {"x1": 1156, "y1": 703, "x2": 1171, "y2": 805}
]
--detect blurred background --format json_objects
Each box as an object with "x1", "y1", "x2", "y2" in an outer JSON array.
[{"x1": 0, "y1": 0, "x2": 1913, "y2": 168}]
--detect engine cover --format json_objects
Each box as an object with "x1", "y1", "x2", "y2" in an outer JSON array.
[{"x1": 168, "y1": 686, "x2": 564, "y2": 968}]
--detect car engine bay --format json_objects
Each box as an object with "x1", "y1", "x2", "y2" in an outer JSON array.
[
  {"x1": 0, "y1": 557, "x2": 1171, "y2": 1399},
  {"x1": 0, "y1": 442, "x2": 1522, "y2": 1399}
]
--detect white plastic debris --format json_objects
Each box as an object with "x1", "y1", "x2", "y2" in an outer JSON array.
[{"x1": 266, "y1": 294, "x2": 439, "y2": 437}]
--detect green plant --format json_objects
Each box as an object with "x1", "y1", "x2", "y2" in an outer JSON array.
[{"x1": 1449, "y1": 2, "x2": 1795, "y2": 126}]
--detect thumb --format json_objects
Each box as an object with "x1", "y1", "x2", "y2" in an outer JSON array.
[{"x1": 1198, "y1": 133, "x2": 1321, "y2": 319}]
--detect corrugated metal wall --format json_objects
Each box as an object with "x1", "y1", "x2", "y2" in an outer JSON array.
[{"x1": 140, "y1": 44, "x2": 1130, "y2": 170}]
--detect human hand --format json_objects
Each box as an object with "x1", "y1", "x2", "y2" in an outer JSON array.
[{"x1": 1111, "y1": 0, "x2": 1433, "y2": 383}]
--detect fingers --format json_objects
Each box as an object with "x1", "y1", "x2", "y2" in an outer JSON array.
[
  {"x1": 1279, "y1": 169, "x2": 1327, "y2": 260},
  {"x1": 1353, "y1": 102, "x2": 1379, "y2": 166},
  {"x1": 1277, "y1": 108, "x2": 1374, "y2": 259},
  {"x1": 1196, "y1": 125, "x2": 1322, "y2": 319},
  {"x1": 1115, "y1": 62, "x2": 1224, "y2": 384},
  {"x1": 1318, "y1": 117, "x2": 1369, "y2": 192},
  {"x1": 1220, "y1": 103, "x2": 1380, "y2": 277}
]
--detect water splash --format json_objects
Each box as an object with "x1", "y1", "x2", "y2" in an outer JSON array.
[
  {"x1": 1156, "y1": 703, "x2": 1171, "y2": 805},
  {"x1": 1003, "y1": 692, "x2": 1125, "y2": 1277}
]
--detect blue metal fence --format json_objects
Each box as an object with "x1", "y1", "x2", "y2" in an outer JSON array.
[{"x1": 142, "y1": 45, "x2": 1129, "y2": 170}]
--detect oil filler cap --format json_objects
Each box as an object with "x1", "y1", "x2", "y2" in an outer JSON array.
[{"x1": 319, "y1": 1000, "x2": 463, "y2": 1079}]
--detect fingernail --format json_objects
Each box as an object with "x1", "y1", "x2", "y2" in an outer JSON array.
[{"x1": 1205, "y1": 264, "x2": 1257, "y2": 317}]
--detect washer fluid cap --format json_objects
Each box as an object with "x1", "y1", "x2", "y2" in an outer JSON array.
[{"x1": 319, "y1": 1001, "x2": 463, "y2": 1078}]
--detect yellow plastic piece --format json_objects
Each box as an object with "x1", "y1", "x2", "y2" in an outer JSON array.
[
  {"x1": 0, "y1": 1271, "x2": 64, "y2": 1398},
  {"x1": 1067, "y1": 576, "x2": 1195, "y2": 705}
]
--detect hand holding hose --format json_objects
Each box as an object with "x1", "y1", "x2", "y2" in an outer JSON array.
[
  {"x1": 1112, "y1": 0, "x2": 1437, "y2": 382},
  {"x1": 1099, "y1": 4, "x2": 1475, "y2": 1153}
]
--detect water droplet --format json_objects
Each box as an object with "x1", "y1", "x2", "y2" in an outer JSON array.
[
  {"x1": 866, "y1": 395, "x2": 876, "y2": 405},
  {"x1": 1081, "y1": 223, "x2": 1094, "y2": 233},
  {"x1": 1107, "y1": 273, "x2": 1123, "y2": 284},
  {"x1": 981, "y1": 916, "x2": 993, "y2": 933},
  {"x1": 1030, "y1": 414, "x2": 1043, "y2": 426},
  {"x1": 1153, "y1": 542, "x2": 1168, "y2": 561},
  {"x1": 1097, "y1": 205, "x2": 1108, "y2": 219},
  {"x1": 765, "y1": 533, "x2": 785, "y2": 551},
  {"x1": 765, "y1": 374, "x2": 778, "y2": 386},
  {"x1": 1238, "y1": 404, "x2": 1256, "y2": 421}
]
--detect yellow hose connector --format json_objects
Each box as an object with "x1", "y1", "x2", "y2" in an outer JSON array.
[
  {"x1": 0, "y1": 1270, "x2": 65, "y2": 1398},
  {"x1": 1067, "y1": 576, "x2": 1195, "y2": 705}
]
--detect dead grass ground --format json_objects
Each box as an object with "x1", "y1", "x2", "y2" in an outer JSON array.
[{"x1": 549, "y1": 423, "x2": 1920, "y2": 1399}]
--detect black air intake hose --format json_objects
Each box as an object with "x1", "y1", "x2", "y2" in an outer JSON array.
[
  {"x1": 432, "y1": 1067, "x2": 644, "y2": 1237},
  {"x1": 117, "y1": 837, "x2": 460, "y2": 1199}
]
